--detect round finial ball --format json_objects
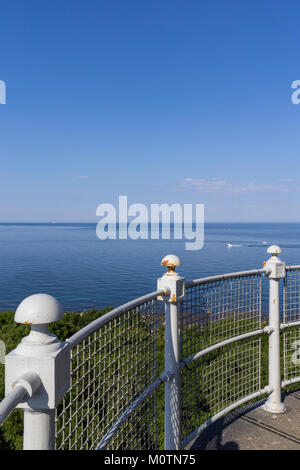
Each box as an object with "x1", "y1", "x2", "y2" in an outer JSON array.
[
  {"x1": 15, "y1": 294, "x2": 64, "y2": 325},
  {"x1": 161, "y1": 254, "x2": 181, "y2": 269},
  {"x1": 267, "y1": 245, "x2": 282, "y2": 256}
]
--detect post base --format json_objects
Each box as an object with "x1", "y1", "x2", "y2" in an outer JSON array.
[{"x1": 262, "y1": 400, "x2": 286, "y2": 414}]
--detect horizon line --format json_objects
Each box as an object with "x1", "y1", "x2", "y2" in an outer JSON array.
[{"x1": 0, "y1": 221, "x2": 300, "y2": 225}]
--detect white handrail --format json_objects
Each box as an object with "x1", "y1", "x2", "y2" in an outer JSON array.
[
  {"x1": 67, "y1": 289, "x2": 167, "y2": 348},
  {"x1": 186, "y1": 268, "x2": 264, "y2": 288},
  {"x1": 0, "y1": 370, "x2": 42, "y2": 425},
  {"x1": 180, "y1": 328, "x2": 266, "y2": 368},
  {"x1": 0, "y1": 385, "x2": 28, "y2": 425}
]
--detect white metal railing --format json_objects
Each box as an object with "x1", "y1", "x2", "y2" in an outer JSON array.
[
  {"x1": 0, "y1": 371, "x2": 41, "y2": 425},
  {"x1": 1, "y1": 245, "x2": 300, "y2": 450},
  {"x1": 56, "y1": 290, "x2": 165, "y2": 450},
  {"x1": 179, "y1": 268, "x2": 264, "y2": 445}
]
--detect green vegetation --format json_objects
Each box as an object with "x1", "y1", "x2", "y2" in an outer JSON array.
[{"x1": 0, "y1": 309, "x2": 299, "y2": 450}]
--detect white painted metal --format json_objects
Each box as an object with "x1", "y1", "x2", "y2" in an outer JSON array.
[
  {"x1": 263, "y1": 246, "x2": 286, "y2": 413},
  {"x1": 0, "y1": 385, "x2": 28, "y2": 425},
  {"x1": 23, "y1": 409, "x2": 55, "y2": 450},
  {"x1": 11, "y1": 370, "x2": 41, "y2": 398},
  {"x1": 15, "y1": 293, "x2": 64, "y2": 325},
  {"x1": 165, "y1": 301, "x2": 181, "y2": 450},
  {"x1": 0, "y1": 370, "x2": 41, "y2": 425},
  {"x1": 67, "y1": 289, "x2": 166, "y2": 348},
  {"x1": 5, "y1": 294, "x2": 70, "y2": 450},
  {"x1": 161, "y1": 254, "x2": 181, "y2": 269},
  {"x1": 267, "y1": 245, "x2": 282, "y2": 255},
  {"x1": 282, "y1": 377, "x2": 300, "y2": 387},
  {"x1": 286, "y1": 265, "x2": 300, "y2": 271},
  {"x1": 158, "y1": 255, "x2": 185, "y2": 450},
  {"x1": 280, "y1": 320, "x2": 300, "y2": 330},
  {"x1": 181, "y1": 328, "x2": 266, "y2": 368},
  {"x1": 186, "y1": 268, "x2": 264, "y2": 288}
]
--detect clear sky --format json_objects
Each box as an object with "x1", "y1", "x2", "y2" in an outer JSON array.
[{"x1": 0, "y1": 0, "x2": 300, "y2": 222}]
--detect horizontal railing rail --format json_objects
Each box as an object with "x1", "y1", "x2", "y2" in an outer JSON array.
[
  {"x1": 67, "y1": 289, "x2": 167, "y2": 349},
  {"x1": 0, "y1": 371, "x2": 42, "y2": 426},
  {"x1": 185, "y1": 268, "x2": 265, "y2": 288},
  {"x1": 180, "y1": 328, "x2": 267, "y2": 369},
  {"x1": 0, "y1": 386, "x2": 28, "y2": 426},
  {"x1": 286, "y1": 265, "x2": 300, "y2": 271}
]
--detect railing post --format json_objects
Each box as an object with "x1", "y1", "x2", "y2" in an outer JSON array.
[
  {"x1": 263, "y1": 245, "x2": 286, "y2": 413},
  {"x1": 157, "y1": 254, "x2": 185, "y2": 450},
  {"x1": 5, "y1": 294, "x2": 70, "y2": 449}
]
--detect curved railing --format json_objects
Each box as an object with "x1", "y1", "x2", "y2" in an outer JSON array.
[
  {"x1": 1, "y1": 249, "x2": 300, "y2": 450},
  {"x1": 54, "y1": 289, "x2": 167, "y2": 450},
  {"x1": 54, "y1": 262, "x2": 300, "y2": 449},
  {"x1": 179, "y1": 269, "x2": 267, "y2": 447},
  {"x1": 282, "y1": 266, "x2": 300, "y2": 388}
]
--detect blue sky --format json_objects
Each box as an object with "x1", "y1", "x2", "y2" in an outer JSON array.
[{"x1": 0, "y1": 0, "x2": 300, "y2": 222}]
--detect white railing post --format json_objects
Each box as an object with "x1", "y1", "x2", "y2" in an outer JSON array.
[
  {"x1": 157, "y1": 254, "x2": 185, "y2": 450},
  {"x1": 263, "y1": 245, "x2": 286, "y2": 413},
  {"x1": 5, "y1": 294, "x2": 70, "y2": 449}
]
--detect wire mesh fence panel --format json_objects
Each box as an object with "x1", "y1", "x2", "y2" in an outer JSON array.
[
  {"x1": 181, "y1": 336, "x2": 261, "y2": 439},
  {"x1": 284, "y1": 268, "x2": 300, "y2": 324},
  {"x1": 283, "y1": 326, "x2": 300, "y2": 382},
  {"x1": 180, "y1": 274, "x2": 262, "y2": 360},
  {"x1": 55, "y1": 298, "x2": 159, "y2": 450},
  {"x1": 105, "y1": 391, "x2": 158, "y2": 450},
  {"x1": 180, "y1": 274, "x2": 262, "y2": 442},
  {"x1": 283, "y1": 268, "x2": 300, "y2": 382}
]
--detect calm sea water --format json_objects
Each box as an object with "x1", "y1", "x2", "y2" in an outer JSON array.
[{"x1": 0, "y1": 223, "x2": 300, "y2": 313}]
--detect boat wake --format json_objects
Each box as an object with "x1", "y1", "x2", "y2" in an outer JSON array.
[{"x1": 226, "y1": 241, "x2": 269, "y2": 248}]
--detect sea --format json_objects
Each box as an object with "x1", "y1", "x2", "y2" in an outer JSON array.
[{"x1": 0, "y1": 222, "x2": 300, "y2": 313}]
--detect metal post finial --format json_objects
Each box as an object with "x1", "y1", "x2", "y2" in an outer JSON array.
[
  {"x1": 161, "y1": 254, "x2": 181, "y2": 275},
  {"x1": 267, "y1": 245, "x2": 282, "y2": 256},
  {"x1": 264, "y1": 246, "x2": 285, "y2": 280},
  {"x1": 14, "y1": 294, "x2": 64, "y2": 355}
]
